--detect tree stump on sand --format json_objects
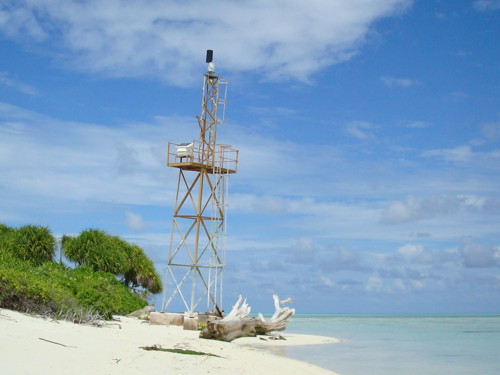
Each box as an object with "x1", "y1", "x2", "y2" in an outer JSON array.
[{"x1": 199, "y1": 294, "x2": 295, "y2": 342}]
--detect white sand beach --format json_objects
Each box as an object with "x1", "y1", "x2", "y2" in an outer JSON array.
[{"x1": 0, "y1": 308, "x2": 339, "y2": 375}]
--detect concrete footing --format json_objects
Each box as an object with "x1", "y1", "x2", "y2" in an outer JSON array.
[
  {"x1": 149, "y1": 312, "x2": 184, "y2": 326},
  {"x1": 183, "y1": 315, "x2": 198, "y2": 330},
  {"x1": 149, "y1": 312, "x2": 221, "y2": 330}
]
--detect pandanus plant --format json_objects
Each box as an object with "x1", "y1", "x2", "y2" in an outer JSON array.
[
  {"x1": 62, "y1": 229, "x2": 162, "y2": 294},
  {"x1": 0, "y1": 224, "x2": 56, "y2": 266}
]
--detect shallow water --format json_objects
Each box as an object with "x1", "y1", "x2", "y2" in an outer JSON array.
[{"x1": 283, "y1": 314, "x2": 500, "y2": 375}]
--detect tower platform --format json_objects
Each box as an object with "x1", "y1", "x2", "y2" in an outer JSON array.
[
  {"x1": 167, "y1": 161, "x2": 236, "y2": 174},
  {"x1": 167, "y1": 141, "x2": 238, "y2": 174}
]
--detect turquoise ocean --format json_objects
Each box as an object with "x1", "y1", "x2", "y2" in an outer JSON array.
[{"x1": 282, "y1": 314, "x2": 500, "y2": 375}]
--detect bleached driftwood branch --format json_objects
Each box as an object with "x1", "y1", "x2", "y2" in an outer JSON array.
[
  {"x1": 199, "y1": 294, "x2": 295, "y2": 342},
  {"x1": 224, "y1": 295, "x2": 251, "y2": 320}
]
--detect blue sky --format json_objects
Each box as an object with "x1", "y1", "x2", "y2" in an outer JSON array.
[{"x1": 0, "y1": 0, "x2": 499, "y2": 314}]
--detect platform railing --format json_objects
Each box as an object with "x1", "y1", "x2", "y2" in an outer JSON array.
[{"x1": 167, "y1": 141, "x2": 238, "y2": 173}]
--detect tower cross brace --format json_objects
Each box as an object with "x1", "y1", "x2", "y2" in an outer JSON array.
[{"x1": 162, "y1": 52, "x2": 238, "y2": 316}]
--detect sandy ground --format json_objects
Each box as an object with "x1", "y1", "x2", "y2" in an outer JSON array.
[{"x1": 0, "y1": 308, "x2": 339, "y2": 375}]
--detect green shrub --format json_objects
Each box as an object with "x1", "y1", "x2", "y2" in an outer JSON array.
[
  {"x1": 123, "y1": 244, "x2": 163, "y2": 294},
  {"x1": 0, "y1": 254, "x2": 77, "y2": 314},
  {"x1": 1, "y1": 223, "x2": 158, "y2": 321},
  {"x1": 0, "y1": 223, "x2": 15, "y2": 236},
  {"x1": 0, "y1": 224, "x2": 56, "y2": 266},
  {"x1": 62, "y1": 229, "x2": 162, "y2": 294},
  {"x1": 69, "y1": 266, "x2": 147, "y2": 318},
  {"x1": 0, "y1": 253, "x2": 147, "y2": 320},
  {"x1": 0, "y1": 224, "x2": 16, "y2": 255},
  {"x1": 62, "y1": 229, "x2": 128, "y2": 275},
  {"x1": 15, "y1": 225, "x2": 56, "y2": 265}
]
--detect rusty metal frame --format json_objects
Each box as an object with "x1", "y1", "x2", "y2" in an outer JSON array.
[{"x1": 162, "y1": 69, "x2": 237, "y2": 316}]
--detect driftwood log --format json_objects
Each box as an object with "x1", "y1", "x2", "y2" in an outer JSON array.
[{"x1": 199, "y1": 294, "x2": 295, "y2": 342}]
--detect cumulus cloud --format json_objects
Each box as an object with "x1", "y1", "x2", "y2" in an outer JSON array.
[
  {"x1": 125, "y1": 211, "x2": 145, "y2": 232},
  {"x1": 319, "y1": 246, "x2": 367, "y2": 272},
  {"x1": 365, "y1": 276, "x2": 383, "y2": 292},
  {"x1": 285, "y1": 237, "x2": 316, "y2": 264},
  {"x1": 0, "y1": 0, "x2": 412, "y2": 85},
  {"x1": 380, "y1": 76, "x2": 418, "y2": 88},
  {"x1": 321, "y1": 276, "x2": 335, "y2": 288},
  {"x1": 458, "y1": 236, "x2": 499, "y2": 268},
  {"x1": 397, "y1": 244, "x2": 425, "y2": 259},
  {"x1": 381, "y1": 194, "x2": 500, "y2": 224},
  {"x1": 382, "y1": 195, "x2": 450, "y2": 223},
  {"x1": 393, "y1": 244, "x2": 456, "y2": 265}
]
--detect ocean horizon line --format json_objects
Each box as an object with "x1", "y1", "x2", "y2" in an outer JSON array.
[{"x1": 290, "y1": 312, "x2": 500, "y2": 317}]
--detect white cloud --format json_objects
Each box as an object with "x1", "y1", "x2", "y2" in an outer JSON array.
[
  {"x1": 397, "y1": 244, "x2": 424, "y2": 258},
  {"x1": 392, "y1": 278, "x2": 406, "y2": 291},
  {"x1": 382, "y1": 195, "x2": 439, "y2": 223},
  {"x1": 285, "y1": 237, "x2": 316, "y2": 264},
  {"x1": 125, "y1": 211, "x2": 145, "y2": 233},
  {"x1": 0, "y1": 102, "x2": 386, "y2": 238},
  {"x1": 406, "y1": 121, "x2": 430, "y2": 128},
  {"x1": 382, "y1": 194, "x2": 500, "y2": 224},
  {"x1": 394, "y1": 243, "x2": 456, "y2": 266},
  {"x1": 248, "y1": 106, "x2": 298, "y2": 117},
  {"x1": 0, "y1": 72, "x2": 38, "y2": 95},
  {"x1": 422, "y1": 143, "x2": 500, "y2": 171},
  {"x1": 458, "y1": 236, "x2": 499, "y2": 268},
  {"x1": 423, "y1": 145, "x2": 474, "y2": 163},
  {"x1": 319, "y1": 247, "x2": 366, "y2": 272},
  {"x1": 0, "y1": 102, "x2": 178, "y2": 209},
  {"x1": 251, "y1": 195, "x2": 288, "y2": 216},
  {"x1": 321, "y1": 276, "x2": 335, "y2": 288},
  {"x1": 380, "y1": 76, "x2": 418, "y2": 88},
  {"x1": 0, "y1": 0, "x2": 412, "y2": 85},
  {"x1": 1, "y1": 102, "x2": 498, "y2": 257},
  {"x1": 345, "y1": 121, "x2": 376, "y2": 140},
  {"x1": 473, "y1": 0, "x2": 500, "y2": 11},
  {"x1": 115, "y1": 142, "x2": 141, "y2": 176},
  {"x1": 481, "y1": 122, "x2": 500, "y2": 141},
  {"x1": 0, "y1": 5, "x2": 48, "y2": 41},
  {"x1": 365, "y1": 276, "x2": 383, "y2": 292},
  {"x1": 445, "y1": 91, "x2": 470, "y2": 102}
]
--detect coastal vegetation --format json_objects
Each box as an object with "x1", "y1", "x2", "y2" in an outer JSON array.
[
  {"x1": 61, "y1": 229, "x2": 162, "y2": 293},
  {"x1": 0, "y1": 224, "x2": 162, "y2": 321}
]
